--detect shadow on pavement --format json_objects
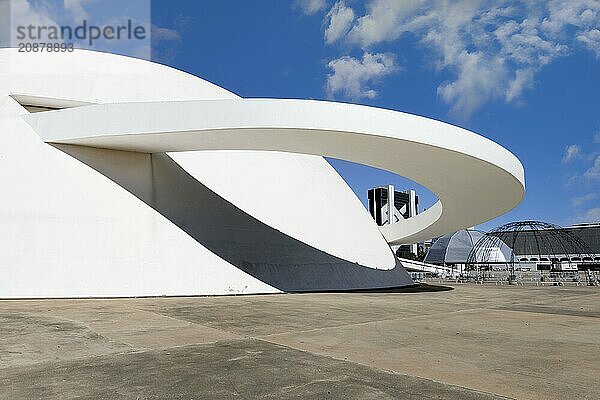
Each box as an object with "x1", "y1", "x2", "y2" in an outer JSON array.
[{"x1": 292, "y1": 283, "x2": 454, "y2": 294}]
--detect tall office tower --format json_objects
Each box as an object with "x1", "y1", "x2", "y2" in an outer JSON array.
[{"x1": 368, "y1": 185, "x2": 419, "y2": 254}]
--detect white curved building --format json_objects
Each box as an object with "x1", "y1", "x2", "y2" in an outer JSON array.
[{"x1": 0, "y1": 49, "x2": 525, "y2": 298}]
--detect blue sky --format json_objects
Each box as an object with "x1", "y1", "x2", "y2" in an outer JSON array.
[
  {"x1": 15, "y1": 0, "x2": 599, "y2": 230},
  {"x1": 149, "y1": 1, "x2": 600, "y2": 230}
]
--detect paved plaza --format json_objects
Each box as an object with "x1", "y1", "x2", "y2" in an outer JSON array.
[{"x1": 1, "y1": 284, "x2": 599, "y2": 399}]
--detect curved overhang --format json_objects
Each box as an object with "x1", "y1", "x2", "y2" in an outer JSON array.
[
  {"x1": 2, "y1": 48, "x2": 399, "y2": 271},
  {"x1": 24, "y1": 98, "x2": 525, "y2": 244}
]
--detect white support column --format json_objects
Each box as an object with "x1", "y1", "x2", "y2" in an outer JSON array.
[
  {"x1": 407, "y1": 189, "x2": 418, "y2": 254},
  {"x1": 387, "y1": 184, "x2": 395, "y2": 225}
]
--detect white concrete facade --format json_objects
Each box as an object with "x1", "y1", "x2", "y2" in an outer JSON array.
[{"x1": 0, "y1": 49, "x2": 525, "y2": 298}]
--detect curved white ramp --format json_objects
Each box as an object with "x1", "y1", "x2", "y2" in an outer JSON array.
[{"x1": 26, "y1": 99, "x2": 525, "y2": 244}]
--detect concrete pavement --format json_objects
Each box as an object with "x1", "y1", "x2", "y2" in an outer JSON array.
[{"x1": 1, "y1": 284, "x2": 599, "y2": 399}]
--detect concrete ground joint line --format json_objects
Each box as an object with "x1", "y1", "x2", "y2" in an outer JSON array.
[
  {"x1": 541, "y1": 293, "x2": 600, "y2": 305},
  {"x1": 0, "y1": 338, "x2": 256, "y2": 374},
  {"x1": 39, "y1": 306, "x2": 202, "y2": 344},
  {"x1": 486, "y1": 307, "x2": 600, "y2": 320},
  {"x1": 6, "y1": 310, "x2": 124, "y2": 348},
  {"x1": 131, "y1": 305, "x2": 216, "y2": 327},
  {"x1": 131, "y1": 306, "x2": 245, "y2": 338},
  {"x1": 252, "y1": 338, "x2": 516, "y2": 400},
  {"x1": 255, "y1": 307, "x2": 492, "y2": 338},
  {"x1": 0, "y1": 348, "x2": 148, "y2": 373}
]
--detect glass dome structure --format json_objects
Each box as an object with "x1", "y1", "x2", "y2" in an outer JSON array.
[{"x1": 424, "y1": 229, "x2": 487, "y2": 265}]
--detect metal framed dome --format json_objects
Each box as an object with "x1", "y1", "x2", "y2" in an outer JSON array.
[{"x1": 466, "y1": 220, "x2": 595, "y2": 273}]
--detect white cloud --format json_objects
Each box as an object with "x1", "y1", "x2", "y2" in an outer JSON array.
[
  {"x1": 577, "y1": 28, "x2": 600, "y2": 56},
  {"x1": 151, "y1": 25, "x2": 181, "y2": 42},
  {"x1": 437, "y1": 50, "x2": 507, "y2": 118},
  {"x1": 563, "y1": 144, "x2": 583, "y2": 163},
  {"x1": 326, "y1": 52, "x2": 398, "y2": 99},
  {"x1": 345, "y1": 0, "x2": 427, "y2": 47},
  {"x1": 10, "y1": 0, "x2": 59, "y2": 40},
  {"x1": 571, "y1": 192, "x2": 598, "y2": 207},
  {"x1": 151, "y1": 25, "x2": 181, "y2": 62},
  {"x1": 63, "y1": 0, "x2": 92, "y2": 22},
  {"x1": 318, "y1": 0, "x2": 600, "y2": 117},
  {"x1": 541, "y1": 1, "x2": 600, "y2": 32},
  {"x1": 583, "y1": 154, "x2": 600, "y2": 180},
  {"x1": 542, "y1": 0, "x2": 600, "y2": 57},
  {"x1": 594, "y1": 129, "x2": 600, "y2": 143},
  {"x1": 294, "y1": 0, "x2": 326, "y2": 15},
  {"x1": 9, "y1": 0, "x2": 152, "y2": 59},
  {"x1": 505, "y1": 68, "x2": 535, "y2": 102},
  {"x1": 324, "y1": 1, "x2": 354, "y2": 44},
  {"x1": 573, "y1": 207, "x2": 600, "y2": 223}
]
